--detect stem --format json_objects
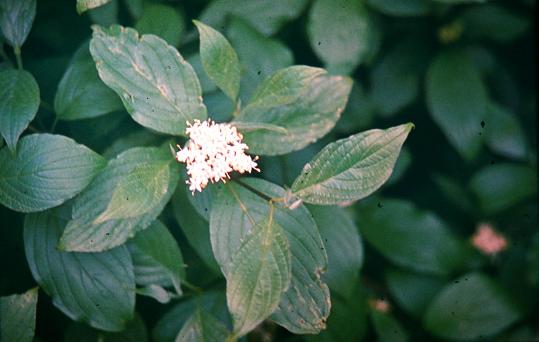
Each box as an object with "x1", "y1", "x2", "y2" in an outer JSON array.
[
  {"x1": 50, "y1": 117, "x2": 59, "y2": 133},
  {"x1": 40, "y1": 100, "x2": 55, "y2": 112},
  {"x1": 180, "y1": 279, "x2": 203, "y2": 294},
  {"x1": 28, "y1": 125, "x2": 40, "y2": 133},
  {"x1": 14, "y1": 46, "x2": 23, "y2": 70}
]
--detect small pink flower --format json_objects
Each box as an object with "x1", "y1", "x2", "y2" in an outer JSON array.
[
  {"x1": 471, "y1": 223, "x2": 508, "y2": 255},
  {"x1": 370, "y1": 298, "x2": 390, "y2": 313}
]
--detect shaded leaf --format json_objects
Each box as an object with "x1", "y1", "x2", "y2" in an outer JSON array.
[
  {"x1": 0, "y1": 69, "x2": 40, "y2": 151},
  {"x1": 0, "y1": 134, "x2": 105, "y2": 213},
  {"x1": 291, "y1": 123, "x2": 413, "y2": 205},
  {"x1": 0, "y1": 287, "x2": 38, "y2": 342},
  {"x1": 371, "y1": 310, "x2": 408, "y2": 342},
  {"x1": 0, "y1": 0, "x2": 35, "y2": 47},
  {"x1": 484, "y1": 102, "x2": 527, "y2": 160},
  {"x1": 90, "y1": 25, "x2": 206, "y2": 135},
  {"x1": 176, "y1": 309, "x2": 229, "y2": 342},
  {"x1": 135, "y1": 4, "x2": 185, "y2": 47},
  {"x1": 366, "y1": 0, "x2": 430, "y2": 17},
  {"x1": 58, "y1": 145, "x2": 179, "y2": 252},
  {"x1": 461, "y1": 4, "x2": 530, "y2": 42},
  {"x1": 194, "y1": 20, "x2": 240, "y2": 102},
  {"x1": 24, "y1": 205, "x2": 135, "y2": 332},
  {"x1": 235, "y1": 66, "x2": 352, "y2": 155}
]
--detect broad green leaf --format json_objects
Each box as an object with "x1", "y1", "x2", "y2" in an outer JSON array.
[
  {"x1": 0, "y1": 69, "x2": 39, "y2": 151},
  {"x1": 127, "y1": 220, "x2": 184, "y2": 294},
  {"x1": 0, "y1": 0, "x2": 35, "y2": 47},
  {"x1": 0, "y1": 287, "x2": 38, "y2": 342},
  {"x1": 199, "y1": 0, "x2": 308, "y2": 37},
  {"x1": 55, "y1": 42, "x2": 122, "y2": 121},
  {"x1": 210, "y1": 179, "x2": 330, "y2": 334},
  {"x1": 90, "y1": 25, "x2": 207, "y2": 135},
  {"x1": 176, "y1": 309, "x2": 230, "y2": 342},
  {"x1": 58, "y1": 145, "x2": 179, "y2": 252},
  {"x1": 291, "y1": 123, "x2": 413, "y2": 205},
  {"x1": 385, "y1": 268, "x2": 446, "y2": 318},
  {"x1": 358, "y1": 199, "x2": 466, "y2": 275},
  {"x1": 186, "y1": 53, "x2": 217, "y2": 94},
  {"x1": 370, "y1": 40, "x2": 426, "y2": 117},
  {"x1": 227, "y1": 217, "x2": 291, "y2": 336},
  {"x1": 306, "y1": 285, "x2": 368, "y2": 342},
  {"x1": 103, "y1": 129, "x2": 164, "y2": 159},
  {"x1": 309, "y1": 205, "x2": 363, "y2": 299},
  {"x1": 87, "y1": 0, "x2": 118, "y2": 26},
  {"x1": 64, "y1": 313, "x2": 148, "y2": 342},
  {"x1": 366, "y1": 0, "x2": 430, "y2": 16},
  {"x1": 77, "y1": 0, "x2": 111, "y2": 14},
  {"x1": 123, "y1": 0, "x2": 143, "y2": 19},
  {"x1": 484, "y1": 102, "x2": 527, "y2": 160},
  {"x1": 24, "y1": 205, "x2": 135, "y2": 332},
  {"x1": 135, "y1": 4, "x2": 185, "y2": 47},
  {"x1": 94, "y1": 161, "x2": 170, "y2": 223},
  {"x1": 227, "y1": 17, "x2": 293, "y2": 101},
  {"x1": 308, "y1": 0, "x2": 378, "y2": 74},
  {"x1": 153, "y1": 291, "x2": 231, "y2": 342},
  {"x1": 194, "y1": 20, "x2": 241, "y2": 102},
  {"x1": 432, "y1": 174, "x2": 475, "y2": 213},
  {"x1": 426, "y1": 50, "x2": 487, "y2": 160},
  {"x1": 461, "y1": 4, "x2": 530, "y2": 43},
  {"x1": 370, "y1": 310, "x2": 408, "y2": 342},
  {"x1": 235, "y1": 66, "x2": 352, "y2": 155},
  {"x1": 469, "y1": 163, "x2": 537, "y2": 214},
  {"x1": 171, "y1": 185, "x2": 220, "y2": 273},
  {"x1": 424, "y1": 273, "x2": 522, "y2": 340},
  {"x1": 0, "y1": 134, "x2": 105, "y2": 213}
]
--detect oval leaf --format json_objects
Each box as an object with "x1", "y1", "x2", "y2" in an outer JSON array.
[
  {"x1": 176, "y1": 310, "x2": 230, "y2": 342},
  {"x1": 424, "y1": 273, "x2": 522, "y2": 340},
  {"x1": 235, "y1": 66, "x2": 352, "y2": 155},
  {"x1": 227, "y1": 217, "x2": 291, "y2": 337},
  {"x1": 135, "y1": 4, "x2": 185, "y2": 47},
  {"x1": 24, "y1": 205, "x2": 135, "y2": 332},
  {"x1": 90, "y1": 25, "x2": 207, "y2": 135},
  {"x1": 0, "y1": 0, "x2": 36, "y2": 47},
  {"x1": 0, "y1": 134, "x2": 106, "y2": 213},
  {"x1": 291, "y1": 123, "x2": 413, "y2": 205},
  {"x1": 0, "y1": 287, "x2": 38, "y2": 342},
  {"x1": 0, "y1": 69, "x2": 40, "y2": 151},
  {"x1": 194, "y1": 20, "x2": 241, "y2": 102},
  {"x1": 58, "y1": 145, "x2": 179, "y2": 252}
]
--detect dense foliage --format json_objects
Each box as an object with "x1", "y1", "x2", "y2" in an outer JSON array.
[{"x1": 0, "y1": 0, "x2": 537, "y2": 341}]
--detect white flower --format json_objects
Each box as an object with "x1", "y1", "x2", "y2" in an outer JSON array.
[{"x1": 175, "y1": 119, "x2": 259, "y2": 193}]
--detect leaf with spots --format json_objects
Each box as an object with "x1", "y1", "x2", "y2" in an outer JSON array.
[
  {"x1": 24, "y1": 205, "x2": 135, "y2": 332},
  {"x1": 234, "y1": 66, "x2": 352, "y2": 155},
  {"x1": 291, "y1": 123, "x2": 413, "y2": 205},
  {"x1": 0, "y1": 288, "x2": 38, "y2": 342},
  {"x1": 0, "y1": 134, "x2": 106, "y2": 213},
  {"x1": 90, "y1": 25, "x2": 206, "y2": 136},
  {"x1": 58, "y1": 145, "x2": 179, "y2": 252}
]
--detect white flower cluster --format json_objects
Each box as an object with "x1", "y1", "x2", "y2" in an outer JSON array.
[{"x1": 176, "y1": 119, "x2": 259, "y2": 193}]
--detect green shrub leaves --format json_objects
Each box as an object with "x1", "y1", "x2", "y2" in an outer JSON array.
[{"x1": 90, "y1": 25, "x2": 207, "y2": 135}]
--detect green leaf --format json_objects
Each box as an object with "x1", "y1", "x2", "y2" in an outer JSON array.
[
  {"x1": 385, "y1": 268, "x2": 446, "y2": 318},
  {"x1": 370, "y1": 310, "x2": 408, "y2": 342},
  {"x1": 0, "y1": 134, "x2": 106, "y2": 213},
  {"x1": 176, "y1": 309, "x2": 230, "y2": 342},
  {"x1": 199, "y1": 0, "x2": 308, "y2": 37},
  {"x1": 153, "y1": 291, "x2": 231, "y2": 342},
  {"x1": 127, "y1": 220, "x2": 184, "y2": 294},
  {"x1": 94, "y1": 161, "x2": 170, "y2": 223},
  {"x1": 102, "y1": 129, "x2": 164, "y2": 159},
  {"x1": 234, "y1": 66, "x2": 353, "y2": 156},
  {"x1": 89, "y1": 25, "x2": 207, "y2": 135},
  {"x1": 0, "y1": 69, "x2": 40, "y2": 151},
  {"x1": 309, "y1": 205, "x2": 363, "y2": 299},
  {"x1": 426, "y1": 49, "x2": 487, "y2": 160},
  {"x1": 210, "y1": 179, "x2": 330, "y2": 334},
  {"x1": 0, "y1": 287, "x2": 38, "y2": 342},
  {"x1": 64, "y1": 313, "x2": 148, "y2": 342},
  {"x1": 366, "y1": 0, "x2": 430, "y2": 17},
  {"x1": 307, "y1": 0, "x2": 378, "y2": 74},
  {"x1": 87, "y1": 0, "x2": 118, "y2": 26},
  {"x1": 171, "y1": 185, "x2": 220, "y2": 274},
  {"x1": 358, "y1": 199, "x2": 466, "y2": 275},
  {"x1": 77, "y1": 0, "x2": 112, "y2": 14},
  {"x1": 227, "y1": 217, "x2": 291, "y2": 336},
  {"x1": 135, "y1": 4, "x2": 185, "y2": 47},
  {"x1": 424, "y1": 273, "x2": 522, "y2": 340},
  {"x1": 469, "y1": 163, "x2": 537, "y2": 214},
  {"x1": 137, "y1": 285, "x2": 176, "y2": 304},
  {"x1": 291, "y1": 123, "x2": 413, "y2": 205},
  {"x1": 194, "y1": 20, "x2": 241, "y2": 102},
  {"x1": 58, "y1": 145, "x2": 179, "y2": 252},
  {"x1": 24, "y1": 205, "x2": 135, "y2": 332},
  {"x1": 227, "y1": 17, "x2": 293, "y2": 101},
  {"x1": 54, "y1": 42, "x2": 122, "y2": 121},
  {"x1": 0, "y1": 0, "x2": 35, "y2": 47},
  {"x1": 484, "y1": 102, "x2": 527, "y2": 160}
]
